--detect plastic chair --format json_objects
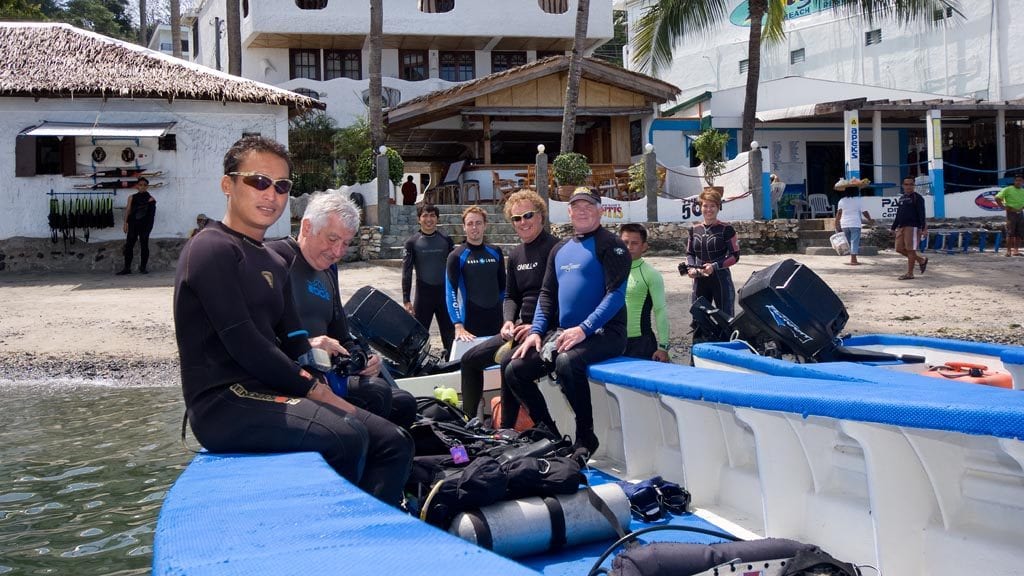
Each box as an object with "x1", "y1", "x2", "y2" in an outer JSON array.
[{"x1": 807, "y1": 193, "x2": 835, "y2": 218}]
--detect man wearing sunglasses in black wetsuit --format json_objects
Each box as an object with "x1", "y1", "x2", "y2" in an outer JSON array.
[{"x1": 173, "y1": 136, "x2": 413, "y2": 507}]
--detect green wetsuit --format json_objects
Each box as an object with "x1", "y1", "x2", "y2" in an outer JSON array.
[{"x1": 624, "y1": 258, "x2": 669, "y2": 359}]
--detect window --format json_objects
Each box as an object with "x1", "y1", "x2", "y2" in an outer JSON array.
[
  {"x1": 491, "y1": 51, "x2": 526, "y2": 73},
  {"x1": 293, "y1": 88, "x2": 321, "y2": 100},
  {"x1": 865, "y1": 29, "x2": 882, "y2": 46},
  {"x1": 790, "y1": 48, "x2": 805, "y2": 65},
  {"x1": 158, "y1": 134, "x2": 177, "y2": 151},
  {"x1": 325, "y1": 50, "x2": 361, "y2": 80},
  {"x1": 933, "y1": 7, "x2": 953, "y2": 20},
  {"x1": 537, "y1": 50, "x2": 563, "y2": 60},
  {"x1": 439, "y1": 51, "x2": 474, "y2": 81},
  {"x1": 738, "y1": 59, "x2": 748, "y2": 74},
  {"x1": 418, "y1": 0, "x2": 454, "y2": 12},
  {"x1": 399, "y1": 50, "x2": 428, "y2": 81},
  {"x1": 538, "y1": 0, "x2": 568, "y2": 14},
  {"x1": 290, "y1": 49, "x2": 321, "y2": 80},
  {"x1": 15, "y1": 135, "x2": 70, "y2": 177},
  {"x1": 243, "y1": 0, "x2": 249, "y2": 17},
  {"x1": 181, "y1": 39, "x2": 189, "y2": 53},
  {"x1": 295, "y1": 0, "x2": 328, "y2": 9},
  {"x1": 160, "y1": 42, "x2": 173, "y2": 52},
  {"x1": 192, "y1": 21, "x2": 199, "y2": 58}
]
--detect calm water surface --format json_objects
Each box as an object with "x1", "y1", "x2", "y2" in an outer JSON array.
[{"x1": 0, "y1": 379, "x2": 187, "y2": 575}]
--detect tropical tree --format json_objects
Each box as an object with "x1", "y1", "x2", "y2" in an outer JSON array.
[
  {"x1": 169, "y1": 0, "x2": 180, "y2": 57},
  {"x1": 368, "y1": 0, "x2": 383, "y2": 151},
  {"x1": 632, "y1": 0, "x2": 961, "y2": 152},
  {"x1": 560, "y1": 0, "x2": 589, "y2": 154},
  {"x1": 0, "y1": 0, "x2": 50, "y2": 19},
  {"x1": 226, "y1": 0, "x2": 240, "y2": 74}
]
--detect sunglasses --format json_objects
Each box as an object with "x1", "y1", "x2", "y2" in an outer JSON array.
[
  {"x1": 510, "y1": 211, "x2": 536, "y2": 223},
  {"x1": 228, "y1": 172, "x2": 294, "y2": 195}
]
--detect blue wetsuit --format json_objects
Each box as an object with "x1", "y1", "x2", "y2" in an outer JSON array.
[
  {"x1": 445, "y1": 241, "x2": 506, "y2": 337},
  {"x1": 505, "y1": 226, "x2": 631, "y2": 444}
]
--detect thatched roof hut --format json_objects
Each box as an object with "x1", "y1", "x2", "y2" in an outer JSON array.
[{"x1": 0, "y1": 22, "x2": 323, "y2": 112}]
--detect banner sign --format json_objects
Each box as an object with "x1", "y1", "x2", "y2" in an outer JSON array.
[{"x1": 844, "y1": 110, "x2": 860, "y2": 178}]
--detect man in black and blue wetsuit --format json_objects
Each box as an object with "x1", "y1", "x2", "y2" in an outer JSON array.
[
  {"x1": 174, "y1": 136, "x2": 412, "y2": 507},
  {"x1": 446, "y1": 205, "x2": 506, "y2": 344},
  {"x1": 506, "y1": 187, "x2": 631, "y2": 458},
  {"x1": 402, "y1": 203, "x2": 455, "y2": 353},
  {"x1": 268, "y1": 193, "x2": 416, "y2": 429},
  {"x1": 459, "y1": 192, "x2": 557, "y2": 422}
]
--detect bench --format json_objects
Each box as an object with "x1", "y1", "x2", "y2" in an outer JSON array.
[{"x1": 920, "y1": 229, "x2": 1004, "y2": 254}]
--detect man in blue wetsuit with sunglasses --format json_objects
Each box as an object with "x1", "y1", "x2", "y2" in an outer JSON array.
[{"x1": 174, "y1": 136, "x2": 412, "y2": 507}]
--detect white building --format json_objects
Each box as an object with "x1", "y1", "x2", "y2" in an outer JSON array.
[
  {"x1": 147, "y1": 24, "x2": 193, "y2": 59},
  {"x1": 622, "y1": 0, "x2": 1024, "y2": 105},
  {"x1": 188, "y1": 0, "x2": 616, "y2": 127},
  {"x1": 0, "y1": 23, "x2": 321, "y2": 243}
]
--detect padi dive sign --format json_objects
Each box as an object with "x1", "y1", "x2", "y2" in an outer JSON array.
[{"x1": 729, "y1": 0, "x2": 844, "y2": 26}]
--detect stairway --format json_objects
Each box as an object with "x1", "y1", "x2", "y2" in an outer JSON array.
[
  {"x1": 379, "y1": 204, "x2": 520, "y2": 260},
  {"x1": 797, "y1": 217, "x2": 878, "y2": 256}
]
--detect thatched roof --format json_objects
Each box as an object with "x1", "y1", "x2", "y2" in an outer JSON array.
[{"x1": 0, "y1": 23, "x2": 323, "y2": 111}]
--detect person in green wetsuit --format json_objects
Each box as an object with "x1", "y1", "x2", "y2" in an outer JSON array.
[{"x1": 619, "y1": 223, "x2": 670, "y2": 362}]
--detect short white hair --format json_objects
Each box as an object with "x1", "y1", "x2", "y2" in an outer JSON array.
[{"x1": 302, "y1": 192, "x2": 361, "y2": 234}]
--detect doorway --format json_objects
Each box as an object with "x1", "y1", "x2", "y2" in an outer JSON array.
[{"x1": 806, "y1": 142, "x2": 876, "y2": 205}]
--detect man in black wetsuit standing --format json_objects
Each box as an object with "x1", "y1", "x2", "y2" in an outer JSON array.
[
  {"x1": 506, "y1": 187, "x2": 631, "y2": 459},
  {"x1": 173, "y1": 136, "x2": 412, "y2": 506},
  {"x1": 268, "y1": 192, "x2": 416, "y2": 428},
  {"x1": 459, "y1": 191, "x2": 557, "y2": 423},
  {"x1": 402, "y1": 203, "x2": 455, "y2": 353}
]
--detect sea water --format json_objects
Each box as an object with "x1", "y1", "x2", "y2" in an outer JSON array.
[{"x1": 0, "y1": 378, "x2": 187, "y2": 575}]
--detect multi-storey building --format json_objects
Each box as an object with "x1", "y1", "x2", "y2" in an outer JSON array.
[
  {"x1": 146, "y1": 24, "x2": 193, "y2": 59},
  {"x1": 188, "y1": 0, "x2": 615, "y2": 127}
]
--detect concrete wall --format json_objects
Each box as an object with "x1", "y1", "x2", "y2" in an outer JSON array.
[{"x1": 1, "y1": 97, "x2": 290, "y2": 241}]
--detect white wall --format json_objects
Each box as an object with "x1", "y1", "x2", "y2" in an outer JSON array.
[
  {"x1": 626, "y1": 0, "x2": 1024, "y2": 105},
  {"x1": 1, "y1": 98, "x2": 291, "y2": 241}
]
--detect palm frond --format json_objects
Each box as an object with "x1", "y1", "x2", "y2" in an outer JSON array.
[
  {"x1": 832, "y1": 0, "x2": 963, "y2": 26},
  {"x1": 631, "y1": 0, "x2": 730, "y2": 75}
]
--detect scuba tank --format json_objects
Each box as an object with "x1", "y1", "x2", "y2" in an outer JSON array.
[{"x1": 448, "y1": 482, "x2": 630, "y2": 558}]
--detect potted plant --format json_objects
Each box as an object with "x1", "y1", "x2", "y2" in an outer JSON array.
[
  {"x1": 627, "y1": 161, "x2": 666, "y2": 198},
  {"x1": 552, "y1": 152, "x2": 590, "y2": 201},
  {"x1": 692, "y1": 128, "x2": 729, "y2": 192}
]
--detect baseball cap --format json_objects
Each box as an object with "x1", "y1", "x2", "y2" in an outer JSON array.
[{"x1": 569, "y1": 186, "x2": 601, "y2": 205}]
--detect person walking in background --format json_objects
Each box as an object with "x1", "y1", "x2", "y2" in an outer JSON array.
[
  {"x1": 173, "y1": 136, "x2": 412, "y2": 507},
  {"x1": 459, "y1": 191, "x2": 557, "y2": 424},
  {"x1": 619, "y1": 223, "x2": 670, "y2": 362},
  {"x1": 117, "y1": 177, "x2": 156, "y2": 275},
  {"x1": 834, "y1": 186, "x2": 874, "y2": 265},
  {"x1": 994, "y1": 173, "x2": 1024, "y2": 257},
  {"x1": 506, "y1": 187, "x2": 631, "y2": 460},
  {"x1": 681, "y1": 188, "x2": 740, "y2": 317},
  {"x1": 401, "y1": 175, "x2": 418, "y2": 206},
  {"x1": 892, "y1": 177, "x2": 928, "y2": 280},
  {"x1": 402, "y1": 203, "x2": 455, "y2": 353},
  {"x1": 446, "y1": 206, "x2": 506, "y2": 345}
]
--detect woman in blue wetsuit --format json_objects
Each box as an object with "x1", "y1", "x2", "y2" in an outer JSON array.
[{"x1": 683, "y1": 188, "x2": 740, "y2": 320}]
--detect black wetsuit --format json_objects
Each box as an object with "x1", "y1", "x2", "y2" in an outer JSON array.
[
  {"x1": 445, "y1": 242, "x2": 506, "y2": 337},
  {"x1": 402, "y1": 230, "x2": 455, "y2": 352},
  {"x1": 174, "y1": 222, "x2": 412, "y2": 505},
  {"x1": 268, "y1": 237, "x2": 416, "y2": 428},
  {"x1": 685, "y1": 221, "x2": 740, "y2": 317},
  {"x1": 505, "y1": 226, "x2": 630, "y2": 443},
  {"x1": 123, "y1": 190, "x2": 155, "y2": 272},
  {"x1": 460, "y1": 230, "x2": 557, "y2": 422}
]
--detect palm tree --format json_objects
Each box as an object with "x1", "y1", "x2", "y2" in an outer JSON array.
[
  {"x1": 137, "y1": 0, "x2": 146, "y2": 46},
  {"x1": 226, "y1": 0, "x2": 241, "y2": 75},
  {"x1": 632, "y1": 0, "x2": 960, "y2": 151},
  {"x1": 368, "y1": 0, "x2": 383, "y2": 151},
  {"x1": 560, "y1": 0, "x2": 589, "y2": 154},
  {"x1": 170, "y1": 0, "x2": 181, "y2": 58}
]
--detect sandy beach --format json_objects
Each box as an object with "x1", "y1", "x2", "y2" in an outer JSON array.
[{"x1": 1, "y1": 250, "x2": 1022, "y2": 385}]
